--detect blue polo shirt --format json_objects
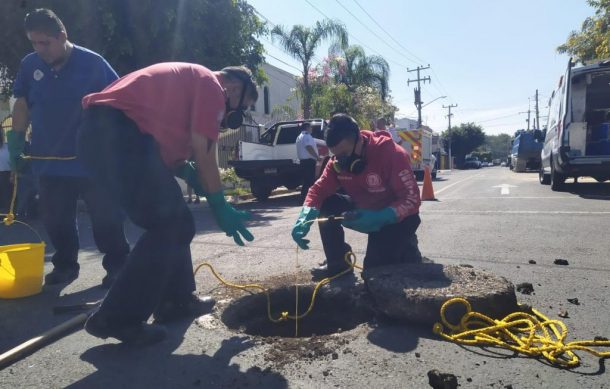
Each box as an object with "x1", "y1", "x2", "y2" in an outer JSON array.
[{"x1": 13, "y1": 45, "x2": 118, "y2": 176}]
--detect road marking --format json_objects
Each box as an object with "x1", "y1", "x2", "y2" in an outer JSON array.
[
  {"x1": 423, "y1": 210, "x2": 610, "y2": 215},
  {"x1": 493, "y1": 183, "x2": 517, "y2": 195},
  {"x1": 439, "y1": 196, "x2": 575, "y2": 200},
  {"x1": 434, "y1": 173, "x2": 481, "y2": 195}
]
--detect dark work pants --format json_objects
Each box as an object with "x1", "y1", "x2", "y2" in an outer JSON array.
[
  {"x1": 78, "y1": 105, "x2": 196, "y2": 326},
  {"x1": 318, "y1": 194, "x2": 422, "y2": 272},
  {"x1": 300, "y1": 159, "x2": 317, "y2": 199},
  {"x1": 38, "y1": 174, "x2": 129, "y2": 273},
  {"x1": 0, "y1": 171, "x2": 12, "y2": 214}
]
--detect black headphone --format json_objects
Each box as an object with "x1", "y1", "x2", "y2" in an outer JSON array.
[
  {"x1": 332, "y1": 136, "x2": 367, "y2": 174},
  {"x1": 222, "y1": 71, "x2": 250, "y2": 129}
]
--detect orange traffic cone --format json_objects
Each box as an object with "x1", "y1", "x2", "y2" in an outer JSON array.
[{"x1": 421, "y1": 165, "x2": 436, "y2": 201}]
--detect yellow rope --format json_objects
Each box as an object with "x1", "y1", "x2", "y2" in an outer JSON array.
[
  {"x1": 193, "y1": 250, "x2": 360, "y2": 323},
  {"x1": 433, "y1": 297, "x2": 610, "y2": 367}
]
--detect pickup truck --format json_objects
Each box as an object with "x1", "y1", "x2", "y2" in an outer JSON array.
[{"x1": 228, "y1": 119, "x2": 329, "y2": 201}]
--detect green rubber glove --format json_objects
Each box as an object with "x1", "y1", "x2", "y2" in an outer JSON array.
[
  {"x1": 206, "y1": 190, "x2": 254, "y2": 246},
  {"x1": 175, "y1": 161, "x2": 206, "y2": 197},
  {"x1": 341, "y1": 208, "x2": 397, "y2": 233},
  {"x1": 291, "y1": 206, "x2": 320, "y2": 249},
  {"x1": 6, "y1": 130, "x2": 25, "y2": 171}
]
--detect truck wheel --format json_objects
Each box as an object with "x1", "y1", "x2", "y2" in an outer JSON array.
[
  {"x1": 250, "y1": 180, "x2": 272, "y2": 201},
  {"x1": 539, "y1": 166, "x2": 550, "y2": 185},
  {"x1": 514, "y1": 159, "x2": 526, "y2": 172},
  {"x1": 550, "y1": 160, "x2": 565, "y2": 191}
]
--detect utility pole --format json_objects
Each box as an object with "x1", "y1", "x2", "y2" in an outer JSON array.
[
  {"x1": 535, "y1": 89, "x2": 540, "y2": 130},
  {"x1": 443, "y1": 103, "x2": 458, "y2": 170},
  {"x1": 407, "y1": 65, "x2": 431, "y2": 128}
]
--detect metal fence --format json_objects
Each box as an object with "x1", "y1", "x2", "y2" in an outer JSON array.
[{"x1": 217, "y1": 123, "x2": 261, "y2": 169}]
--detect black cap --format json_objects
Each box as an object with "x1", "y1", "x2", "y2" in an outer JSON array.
[{"x1": 325, "y1": 113, "x2": 359, "y2": 147}]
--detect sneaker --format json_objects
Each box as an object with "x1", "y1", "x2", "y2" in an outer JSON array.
[
  {"x1": 85, "y1": 312, "x2": 167, "y2": 346},
  {"x1": 45, "y1": 267, "x2": 79, "y2": 285},
  {"x1": 153, "y1": 294, "x2": 216, "y2": 324}
]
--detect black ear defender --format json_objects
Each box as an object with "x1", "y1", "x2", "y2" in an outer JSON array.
[
  {"x1": 222, "y1": 69, "x2": 252, "y2": 129},
  {"x1": 332, "y1": 137, "x2": 367, "y2": 174}
]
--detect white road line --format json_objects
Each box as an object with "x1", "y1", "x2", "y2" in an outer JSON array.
[
  {"x1": 434, "y1": 173, "x2": 481, "y2": 195},
  {"x1": 423, "y1": 210, "x2": 610, "y2": 215},
  {"x1": 440, "y1": 196, "x2": 576, "y2": 200}
]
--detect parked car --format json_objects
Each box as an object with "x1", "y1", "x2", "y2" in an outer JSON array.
[
  {"x1": 464, "y1": 157, "x2": 482, "y2": 169},
  {"x1": 540, "y1": 58, "x2": 610, "y2": 190},
  {"x1": 229, "y1": 119, "x2": 329, "y2": 200}
]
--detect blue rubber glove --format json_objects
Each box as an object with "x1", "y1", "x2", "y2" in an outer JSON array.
[
  {"x1": 291, "y1": 206, "x2": 320, "y2": 249},
  {"x1": 175, "y1": 161, "x2": 206, "y2": 197},
  {"x1": 342, "y1": 208, "x2": 397, "y2": 233},
  {"x1": 206, "y1": 191, "x2": 254, "y2": 246},
  {"x1": 6, "y1": 130, "x2": 25, "y2": 172}
]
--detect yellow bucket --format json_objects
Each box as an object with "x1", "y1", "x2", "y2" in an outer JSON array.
[{"x1": 0, "y1": 242, "x2": 45, "y2": 299}]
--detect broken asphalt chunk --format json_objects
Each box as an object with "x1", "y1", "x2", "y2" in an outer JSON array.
[{"x1": 516, "y1": 282, "x2": 534, "y2": 295}]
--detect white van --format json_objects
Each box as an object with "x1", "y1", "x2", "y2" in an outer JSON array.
[{"x1": 540, "y1": 59, "x2": 610, "y2": 190}]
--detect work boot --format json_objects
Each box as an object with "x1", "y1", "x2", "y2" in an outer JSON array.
[
  {"x1": 101, "y1": 271, "x2": 119, "y2": 289},
  {"x1": 85, "y1": 311, "x2": 167, "y2": 346},
  {"x1": 153, "y1": 294, "x2": 216, "y2": 324},
  {"x1": 310, "y1": 264, "x2": 353, "y2": 281},
  {"x1": 44, "y1": 266, "x2": 79, "y2": 285}
]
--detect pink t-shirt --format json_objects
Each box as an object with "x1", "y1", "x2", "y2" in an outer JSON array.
[
  {"x1": 305, "y1": 131, "x2": 421, "y2": 221},
  {"x1": 82, "y1": 62, "x2": 225, "y2": 167}
]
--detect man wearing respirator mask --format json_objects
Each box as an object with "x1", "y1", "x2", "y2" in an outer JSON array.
[
  {"x1": 78, "y1": 63, "x2": 257, "y2": 345},
  {"x1": 292, "y1": 113, "x2": 422, "y2": 277}
]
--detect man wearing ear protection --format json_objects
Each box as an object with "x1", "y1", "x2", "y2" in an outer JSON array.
[
  {"x1": 77, "y1": 63, "x2": 258, "y2": 345},
  {"x1": 292, "y1": 113, "x2": 422, "y2": 276}
]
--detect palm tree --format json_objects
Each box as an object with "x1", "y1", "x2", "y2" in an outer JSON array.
[
  {"x1": 271, "y1": 19, "x2": 348, "y2": 119},
  {"x1": 332, "y1": 45, "x2": 390, "y2": 102}
]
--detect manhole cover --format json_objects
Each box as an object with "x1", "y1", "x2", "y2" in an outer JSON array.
[{"x1": 220, "y1": 281, "x2": 375, "y2": 337}]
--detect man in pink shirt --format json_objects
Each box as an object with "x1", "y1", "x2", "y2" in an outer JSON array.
[
  {"x1": 292, "y1": 113, "x2": 422, "y2": 277},
  {"x1": 78, "y1": 63, "x2": 258, "y2": 345}
]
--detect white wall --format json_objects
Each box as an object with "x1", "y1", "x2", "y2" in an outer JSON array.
[{"x1": 249, "y1": 63, "x2": 300, "y2": 126}]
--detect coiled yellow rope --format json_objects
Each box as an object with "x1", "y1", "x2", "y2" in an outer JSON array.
[{"x1": 433, "y1": 297, "x2": 610, "y2": 367}]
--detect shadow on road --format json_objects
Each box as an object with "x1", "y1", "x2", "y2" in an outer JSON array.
[
  {"x1": 563, "y1": 182, "x2": 610, "y2": 200},
  {"x1": 0, "y1": 284, "x2": 106, "y2": 357},
  {"x1": 72, "y1": 331, "x2": 288, "y2": 388}
]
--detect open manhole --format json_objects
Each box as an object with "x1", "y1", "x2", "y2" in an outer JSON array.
[{"x1": 220, "y1": 282, "x2": 375, "y2": 337}]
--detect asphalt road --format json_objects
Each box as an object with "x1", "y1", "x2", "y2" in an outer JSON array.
[{"x1": 1, "y1": 166, "x2": 609, "y2": 388}]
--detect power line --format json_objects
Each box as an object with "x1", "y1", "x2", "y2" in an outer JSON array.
[
  {"x1": 334, "y1": 0, "x2": 419, "y2": 65},
  {"x1": 264, "y1": 52, "x2": 304, "y2": 73},
  {"x1": 352, "y1": 0, "x2": 426, "y2": 65},
  {"x1": 302, "y1": 0, "x2": 411, "y2": 71}
]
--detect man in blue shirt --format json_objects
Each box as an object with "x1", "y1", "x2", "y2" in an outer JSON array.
[{"x1": 9, "y1": 8, "x2": 129, "y2": 287}]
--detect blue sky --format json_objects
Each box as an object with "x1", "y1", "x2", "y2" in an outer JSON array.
[{"x1": 247, "y1": 0, "x2": 595, "y2": 135}]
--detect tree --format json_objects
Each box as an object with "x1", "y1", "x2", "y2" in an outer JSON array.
[
  {"x1": 271, "y1": 19, "x2": 348, "y2": 119},
  {"x1": 442, "y1": 123, "x2": 485, "y2": 167},
  {"x1": 484, "y1": 133, "x2": 512, "y2": 160},
  {"x1": 0, "y1": 0, "x2": 266, "y2": 94},
  {"x1": 557, "y1": 0, "x2": 610, "y2": 63},
  {"x1": 329, "y1": 45, "x2": 389, "y2": 102}
]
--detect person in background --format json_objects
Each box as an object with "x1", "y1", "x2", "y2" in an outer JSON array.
[
  {"x1": 296, "y1": 122, "x2": 319, "y2": 201},
  {"x1": 8, "y1": 8, "x2": 129, "y2": 287},
  {"x1": 0, "y1": 127, "x2": 12, "y2": 214},
  {"x1": 292, "y1": 114, "x2": 422, "y2": 277}
]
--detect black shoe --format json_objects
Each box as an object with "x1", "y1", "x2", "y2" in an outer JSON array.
[
  {"x1": 85, "y1": 312, "x2": 167, "y2": 346},
  {"x1": 310, "y1": 265, "x2": 352, "y2": 281},
  {"x1": 101, "y1": 271, "x2": 119, "y2": 289},
  {"x1": 45, "y1": 267, "x2": 79, "y2": 285},
  {"x1": 153, "y1": 294, "x2": 216, "y2": 324}
]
